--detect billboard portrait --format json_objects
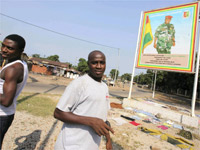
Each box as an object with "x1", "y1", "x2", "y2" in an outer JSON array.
[{"x1": 136, "y1": 2, "x2": 199, "y2": 73}]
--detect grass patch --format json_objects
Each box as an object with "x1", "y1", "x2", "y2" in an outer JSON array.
[{"x1": 16, "y1": 92, "x2": 60, "y2": 117}]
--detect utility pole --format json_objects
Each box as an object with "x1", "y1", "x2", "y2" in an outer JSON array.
[{"x1": 113, "y1": 48, "x2": 120, "y2": 86}]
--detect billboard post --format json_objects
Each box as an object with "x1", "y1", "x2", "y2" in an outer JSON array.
[
  {"x1": 152, "y1": 70, "x2": 157, "y2": 98},
  {"x1": 191, "y1": 29, "x2": 200, "y2": 117},
  {"x1": 128, "y1": 12, "x2": 144, "y2": 99}
]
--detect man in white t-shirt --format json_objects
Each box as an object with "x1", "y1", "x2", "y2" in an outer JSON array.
[{"x1": 54, "y1": 50, "x2": 114, "y2": 150}]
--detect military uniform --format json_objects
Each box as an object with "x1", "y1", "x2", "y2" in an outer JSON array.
[{"x1": 154, "y1": 22, "x2": 175, "y2": 54}]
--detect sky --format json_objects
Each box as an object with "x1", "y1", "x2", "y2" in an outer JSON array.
[{"x1": 0, "y1": 0, "x2": 197, "y2": 76}]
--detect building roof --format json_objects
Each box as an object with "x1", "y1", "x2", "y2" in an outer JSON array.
[{"x1": 29, "y1": 57, "x2": 69, "y2": 68}]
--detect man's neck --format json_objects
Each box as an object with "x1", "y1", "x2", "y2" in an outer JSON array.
[
  {"x1": 88, "y1": 73, "x2": 102, "y2": 82},
  {"x1": 8, "y1": 57, "x2": 21, "y2": 63}
]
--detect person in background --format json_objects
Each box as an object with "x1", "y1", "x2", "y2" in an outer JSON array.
[
  {"x1": 0, "y1": 52, "x2": 7, "y2": 70},
  {"x1": 0, "y1": 34, "x2": 29, "y2": 149},
  {"x1": 54, "y1": 50, "x2": 114, "y2": 150}
]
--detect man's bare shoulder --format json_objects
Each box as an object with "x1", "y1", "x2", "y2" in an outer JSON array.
[
  {"x1": 1, "y1": 62, "x2": 24, "y2": 81},
  {"x1": 6, "y1": 62, "x2": 23, "y2": 72}
]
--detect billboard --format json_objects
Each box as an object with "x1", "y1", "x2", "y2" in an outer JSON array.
[{"x1": 136, "y1": 2, "x2": 199, "y2": 73}]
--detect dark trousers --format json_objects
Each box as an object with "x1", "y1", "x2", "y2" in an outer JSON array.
[{"x1": 0, "y1": 114, "x2": 14, "y2": 149}]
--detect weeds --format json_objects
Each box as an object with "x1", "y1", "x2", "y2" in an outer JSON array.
[{"x1": 17, "y1": 92, "x2": 59, "y2": 117}]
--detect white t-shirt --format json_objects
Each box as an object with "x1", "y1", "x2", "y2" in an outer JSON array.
[
  {"x1": 55, "y1": 74, "x2": 110, "y2": 150},
  {"x1": 0, "y1": 60, "x2": 28, "y2": 116}
]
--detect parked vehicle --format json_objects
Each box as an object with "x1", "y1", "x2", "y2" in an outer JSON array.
[{"x1": 109, "y1": 80, "x2": 115, "y2": 86}]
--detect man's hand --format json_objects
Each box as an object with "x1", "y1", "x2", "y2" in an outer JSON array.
[
  {"x1": 89, "y1": 118, "x2": 114, "y2": 136},
  {"x1": 54, "y1": 110, "x2": 114, "y2": 149},
  {"x1": 54, "y1": 109, "x2": 114, "y2": 136}
]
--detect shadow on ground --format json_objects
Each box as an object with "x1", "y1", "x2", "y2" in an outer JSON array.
[
  {"x1": 17, "y1": 93, "x2": 40, "y2": 104},
  {"x1": 14, "y1": 120, "x2": 59, "y2": 150},
  {"x1": 38, "y1": 120, "x2": 58, "y2": 150},
  {"x1": 14, "y1": 130, "x2": 41, "y2": 150},
  {"x1": 29, "y1": 76, "x2": 38, "y2": 82},
  {"x1": 102, "y1": 137, "x2": 124, "y2": 150}
]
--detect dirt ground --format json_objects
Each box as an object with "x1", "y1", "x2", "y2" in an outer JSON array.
[{"x1": 2, "y1": 73, "x2": 200, "y2": 150}]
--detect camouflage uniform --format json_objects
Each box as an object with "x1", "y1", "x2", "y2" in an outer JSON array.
[{"x1": 154, "y1": 23, "x2": 175, "y2": 54}]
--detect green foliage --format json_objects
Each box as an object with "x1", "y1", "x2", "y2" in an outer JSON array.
[
  {"x1": 110, "y1": 69, "x2": 119, "y2": 80},
  {"x1": 32, "y1": 54, "x2": 41, "y2": 58},
  {"x1": 17, "y1": 93, "x2": 57, "y2": 117},
  {"x1": 134, "y1": 69, "x2": 196, "y2": 97},
  {"x1": 77, "y1": 58, "x2": 89, "y2": 74},
  {"x1": 72, "y1": 65, "x2": 78, "y2": 70},
  {"x1": 121, "y1": 73, "x2": 131, "y2": 81},
  {"x1": 46, "y1": 55, "x2": 59, "y2": 62},
  {"x1": 32, "y1": 54, "x2": 60, "y2": 62},
  {"x1": 134, "y1": 72, "x2": 152, "y2": 85},
  {"x1": 68, "y1": 63, "x2": 72, "y2": 69},
  {"x1": 64, "y1": 62, "x2": 72, "y2": 69}
]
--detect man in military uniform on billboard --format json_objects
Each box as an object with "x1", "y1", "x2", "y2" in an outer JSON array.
[{"x1": 154, "y1": 15, "x2": 175, "y2": 54}]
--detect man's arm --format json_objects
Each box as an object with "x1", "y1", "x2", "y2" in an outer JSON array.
[
  {"x1": 54, "y1": 108, "x2": 114, "y2": 136},
  {"x1": 0, "y1": 64, "x2": 23, "y2": 107}
]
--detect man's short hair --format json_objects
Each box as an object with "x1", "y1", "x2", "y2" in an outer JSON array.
[
  {"x1": 5, "y1": 34, "x2": 26, "y2": 51},
  {"x1": 88, "y1": 50, "x2": 105, "y2": 61}
]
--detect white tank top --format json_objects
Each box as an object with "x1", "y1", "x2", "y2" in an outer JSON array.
[{"x1": 0, "y1": 60, "x2": 28, "y2": 116}]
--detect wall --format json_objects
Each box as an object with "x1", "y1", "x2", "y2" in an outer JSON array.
[{"x1": 31, "y1": 65, "x2": 52, "y2": 75}]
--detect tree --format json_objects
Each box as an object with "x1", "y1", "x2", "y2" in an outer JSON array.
[
  {"x1": 77, "y1": 58, "x2": 89, "y2": 74},
  {"x1": 109, "y1": 69, "x2": 119, "y2": 80},
  {"x1": 72, "y1": 65, "x2": 78, "y2": 70},
  {"x1": 46, "y1": 55, "x2": 59, "y2": 62},
  {"x1": 65, "y1": 62, "x2": 72, "y2": 69},
  {"x1": 133, "y1": 73, "x2": 151, "y2": 85},
  {"x1": 32, "y1": 54, "x2": 41, "y2": 58},
  {"x1": 121, "y1": 73, "x2": 131, "y2": 82}
]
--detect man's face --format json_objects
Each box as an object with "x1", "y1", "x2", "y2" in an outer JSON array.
[
  {"x1": 165, "y1": 18, "x2": 171, "y2": 24},
  {"x1": 1, "y1": 38, "x2": 21, "y2": 60},
  {"x1": 88, "y1": 52, "x2": 106, "y2": 81}
]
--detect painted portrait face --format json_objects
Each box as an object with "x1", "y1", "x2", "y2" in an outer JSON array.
[{"x1": 165, "y1": 18, "x2": 172, "y2": 24}]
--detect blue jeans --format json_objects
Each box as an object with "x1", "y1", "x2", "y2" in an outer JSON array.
[{"x1": 0, "y1": 114, "x2": 14, "y2": 149}]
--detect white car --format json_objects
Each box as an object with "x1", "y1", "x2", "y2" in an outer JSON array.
[{"x1": 109, "y1": 80, "x2": 115, "y2": 86}]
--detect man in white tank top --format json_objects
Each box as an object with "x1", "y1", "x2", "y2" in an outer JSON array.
[{"x1": 0, "y1": 34, "x2": 28, "y2": 149}]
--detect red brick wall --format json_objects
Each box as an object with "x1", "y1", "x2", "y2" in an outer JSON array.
[{"x1": 31, "y1": 65, "x2": 52, "y2": 75}]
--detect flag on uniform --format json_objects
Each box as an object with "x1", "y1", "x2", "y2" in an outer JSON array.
[{"x1": 142, "y1": 15, "x2": 153, "y2": 53}]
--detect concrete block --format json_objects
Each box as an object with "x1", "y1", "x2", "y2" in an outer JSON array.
[
  {"x1": 181, "y1": 115, "x2": 199, "y2": 128},
  {"x1": 122, "y1": 98, "x2": 199, "y2": 128}
]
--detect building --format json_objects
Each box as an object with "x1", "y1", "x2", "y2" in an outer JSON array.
[{"x1": 28, "y1": 57, "x2": 80, "y2": 78}]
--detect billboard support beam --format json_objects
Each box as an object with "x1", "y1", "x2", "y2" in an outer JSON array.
[
  {"x1": 128, "y1": 12, "x2": 143, "y2": 99},
  {"x1": 152, "y1": 70, "x2": 157, "y2": 98},
  {"x1": 191, "y1": 30, "x2": 200, "y2": 117}
]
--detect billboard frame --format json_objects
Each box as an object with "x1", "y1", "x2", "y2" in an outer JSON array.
[{"x1": 136, "y1": 2, "x2": 199, "y2": 73}]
